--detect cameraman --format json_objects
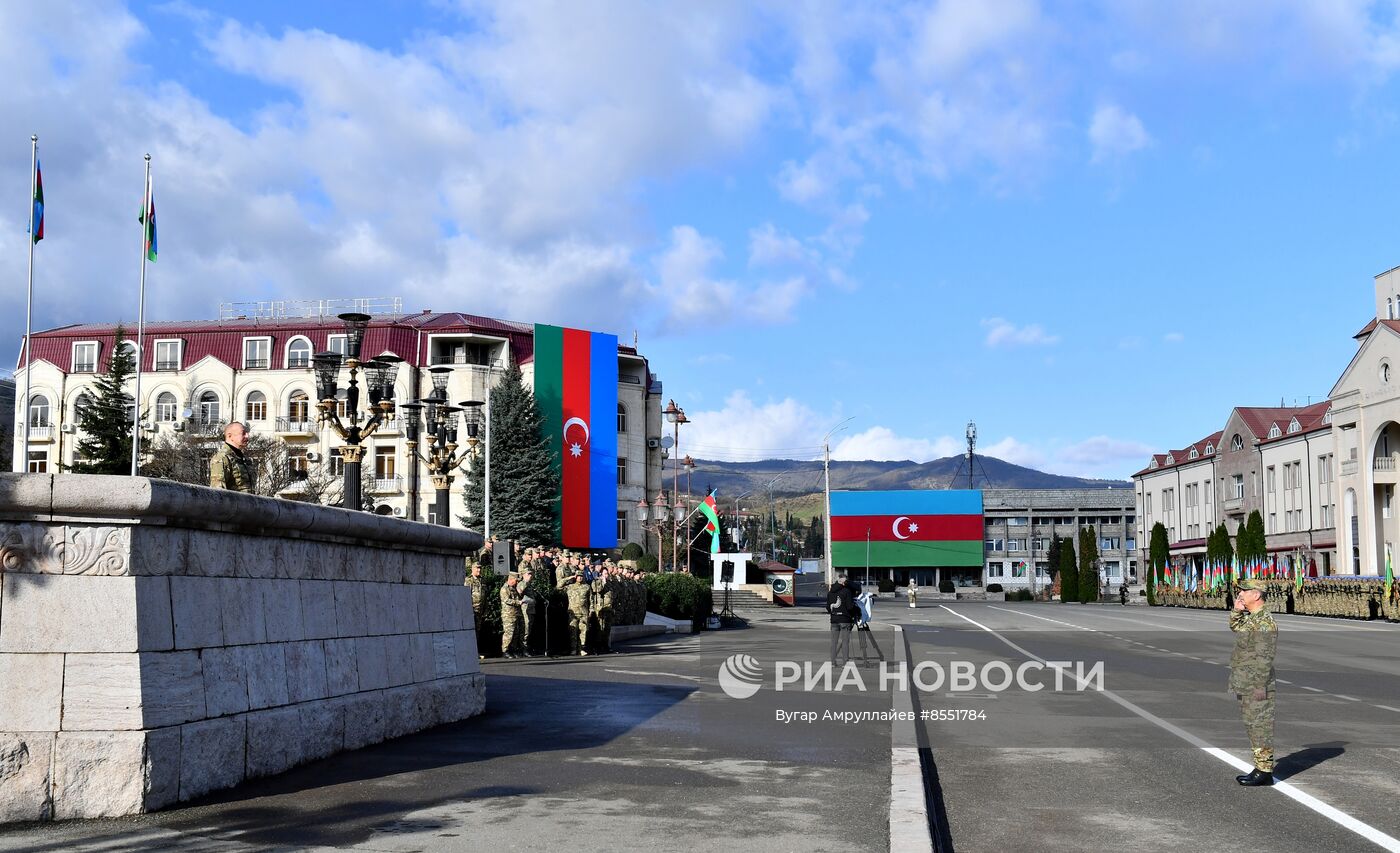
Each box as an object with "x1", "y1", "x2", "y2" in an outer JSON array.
[{"x1": 828, "y1": 574, "x2": 859, "y2": 666}]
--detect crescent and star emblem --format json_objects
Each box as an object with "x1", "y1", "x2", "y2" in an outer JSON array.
[
  {"x1": 892, "y1": 516, "x2": 920, "y2": 539},
  {"x1": 564, "y1": 417, "x2": 591, "y2": 458}
]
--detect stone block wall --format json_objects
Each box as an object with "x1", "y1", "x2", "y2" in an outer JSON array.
[{"x1": 0, "y1": 474, "x2": 484, "y2": 823}]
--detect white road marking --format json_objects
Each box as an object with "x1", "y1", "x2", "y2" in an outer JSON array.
[
  {"x1": 603, "y1": 669, "x2": 706, "y2": 683},
  {"x1": 939, "y1": 604, "x2": 1400, "y2": 853},
  {"x1": 1301, "y1": 686, "x2": 1324, "y2": 693},
  {"x1": 888, "y1": 625, "x2": 935, "y2": 851},
  {"x1": 1337, "y1": 695, "x2": 1361, "y2": 702},
  {"x1": 1374, "y1": 705, "x2": 1400, "y2": 714}
]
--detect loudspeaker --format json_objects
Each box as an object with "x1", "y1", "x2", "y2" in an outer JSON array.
[
  {"x1": 720, "y1": 560, "x2": 734, "y2": 584},
  {"x1": 493, "y1": 540, "x2": 514, "y2": 576}
]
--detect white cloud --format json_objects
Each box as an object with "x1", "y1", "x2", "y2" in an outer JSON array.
[
  {"x1": 1163, "y1": 331, "x2": 1185, "y2": 343},
  {"x1": 1057, "y1": 435, "x2": 1156, "y2": 468},
  {"x1": 981, "y1": 317, "x2": 1060, "y2": 347},
  {"x1": 831, "y1": 427, "x2": 962, "y2": 463},
  {"x1": 1089, "y1": 103, "x2": 1151, "y2": 163},
  {"x1": 682, "y1": 391, "x2": 828, "y2": 461},
  {"x1": 654, "y1": 226, "x2": 810, "y2": 329}
]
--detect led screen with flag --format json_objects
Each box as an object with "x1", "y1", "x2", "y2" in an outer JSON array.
[
  {"x1": 533, "y1": 324, "x2": 618, "y2": 549},
  {"x1": 829, "y1": 490, "x2": 983, "y2": 568}
]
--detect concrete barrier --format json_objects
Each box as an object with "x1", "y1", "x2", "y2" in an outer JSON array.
[{"x1": 0, "y1": 474, "x2": 485, "y2": 823}]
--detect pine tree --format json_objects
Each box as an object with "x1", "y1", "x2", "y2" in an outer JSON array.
[
  {"x1": 69, "y1": 325, "x2": 137, "y2": 474},
  {"x1": 1149, "y1": 523, "x2": 1170, "y2": 585},
  {"x1": 1046, "y1": 534, "x2": 1062, "y2": 581},
  {"x1": 1078, "y1": 526, "x2": 1100, "y2": 603},
  {"x1": 1059, "y1": 535, "x2": 1078, "y2": 602},
  {"x1": 460, "y1": 364, "x2": 559, "y2": 545}
]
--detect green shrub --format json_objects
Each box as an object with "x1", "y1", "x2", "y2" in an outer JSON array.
[
  {"x1": 621, "y1": 542, "x2": 644, "y2": 561},
  {"x1": 637, "y1": 554, "x2": 658, "y2": 572},
  {"x1": 643, "y1": 572, "x2": 713, "y2": 627},
  {"x1": 877, "y1": 578, "x2": 895, "y2": 593},
  {"x1": 939, "y1": 579, "x2": 955, "y2": 594},
  {"x1": 986, "y1": 583, "x2": 1004, "y2": 593}
]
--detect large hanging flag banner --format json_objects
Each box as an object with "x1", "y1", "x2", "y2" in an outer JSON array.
[
  {"x1": 533, "y1": 324, "x2": 618, "y2": 549},
  {"x1": 830, "y1": 490, "x2": 982, "y2": 568},
  {"x1": 30, "y1": 160, "x2": 43, "y2": 243},
  {"x1": 699, "y1": 490, "x2": 722, "y2": 553}
]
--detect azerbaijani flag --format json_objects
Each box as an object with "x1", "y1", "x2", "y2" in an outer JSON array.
[
  {"x1": 699, "y1": 490, "x2": 722, "y2": 554},
  {"x1": 139, "y1": 175, "x2": 156, "y2": 262},
  {"x1": 533, "y1": 324, "x2": 618, "y2": 549},
  {"x1": 830, "y1": 490, "x2": 982, "y2": 568},
  {"x1": 30, "y1": 160, "x2": 43, "y2": 243}
]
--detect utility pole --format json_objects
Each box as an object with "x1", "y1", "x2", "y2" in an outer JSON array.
[{"x1": 822, "y1": 417, "x2": 854, "y2": 586}]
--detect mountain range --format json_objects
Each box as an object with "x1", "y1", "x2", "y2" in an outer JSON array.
[{"x1": 676, "y1": 455, "x2": 1131, "y2": 499}]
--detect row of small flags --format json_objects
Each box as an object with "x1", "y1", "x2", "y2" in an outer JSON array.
[
  {"x1": 28, "y1": 152, "x2": 157, "y2": 259},
  {"x1": 1156, "y1": 556, "x2": 1319, "y2": 594}
]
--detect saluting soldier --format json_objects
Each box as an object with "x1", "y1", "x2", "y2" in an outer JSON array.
[
  {"x1": 500, "y1": 572, "x2": 524, "y2": 659},
  {"x1": 591, "y1": 567, "x2": 616, "y2": 654},
  {"x1": 558, "y1": 563, "x2": 593, "y2": 655},
  {"x1": 1230, "y1": 578, "x2": 1278, "y2": 786},
  {"x1": 209, "y1": 422, "x2": 255, "y2": 493}
]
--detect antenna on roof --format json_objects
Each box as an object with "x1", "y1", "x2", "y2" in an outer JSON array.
[{"x1": 633, "y1": 330, "x2": 639, "y2": 348}]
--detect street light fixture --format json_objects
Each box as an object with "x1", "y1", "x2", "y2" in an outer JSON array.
[
  {"x1": 663, "y1": 400, "x2": 689, "y2": 571},
  {"x1": 314, "y1": 313, "x2": 399, "y2": 511},
  {"x1": 397, "y1": 366, "x2": 483, "y2": 526},
  {"x1": 636, "y1": 491, "x2": 671, "y2": 563}
]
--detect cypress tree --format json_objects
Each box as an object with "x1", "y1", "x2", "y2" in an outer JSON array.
[
  {"x1": 1078, "y1": 525, "x2": 1100, "y2": 603},
  {"x1": 1059, "y1": 535, "x2": 1078, "y2": 602},
  {"x1": 69, "y1": 325, "x2": 137, "y2": 474},
  {"x1": 1149, "y1": 523, "x2": 1170, "y2": 584},
  {"x1": 460, "y1": 364, "x2": 559, "y2": 545},
  {"x1": 1046, "y1": 534, "x2": 1062, "y2": 581}
]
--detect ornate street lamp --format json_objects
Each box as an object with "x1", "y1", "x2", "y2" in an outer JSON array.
[
  {"x1": 663, "y1": 400, "x2": 689, "y2": 571},
  {"x1": 398, "y1": 365, "x2": 483, "y2": 526},
  {"x1": 637, "y1": 491, "x2": 670, "y2": 564},
  {"x1": 313, "y1": 312, "x2": 399, "y2": 511}
]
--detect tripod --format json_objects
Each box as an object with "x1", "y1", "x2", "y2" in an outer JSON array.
[{"x1": 720, "y1": 579, "x2": 737, "y2": 621}]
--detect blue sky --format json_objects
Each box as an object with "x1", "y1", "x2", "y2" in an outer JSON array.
[{"x1": 6, "y1": 1, "x2": 1400, "y2": 478}]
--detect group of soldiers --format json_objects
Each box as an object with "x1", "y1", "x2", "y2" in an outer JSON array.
[{"x1": 465, "y1": 541, "x2": 650, "y2": 659}]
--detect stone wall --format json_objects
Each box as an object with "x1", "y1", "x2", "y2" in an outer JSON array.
[{"x1": 0, "y1": 474, "x2": 484, "y2": 823}]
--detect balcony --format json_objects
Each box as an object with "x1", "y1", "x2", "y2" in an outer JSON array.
[
  {"x1": 19, "y1": 425, "x2": 54, "y2": 441},
  {"x1": 370, "y1": 475, "x2": 403, "y2": 494},
  {"x1": 154, "y1": 361, "x2": 180, "y2": 372},
  {"x1": 243, "y1": 358, "x2": 270, "y2": 370},
  {"x1": 1376, "y1": 456, "x2": 1397, "y2": 472},
  {"x1": 1223, "y1": 496, "x2": 1244, "y2": 512},
  {"x1": 275, "y1": 418, "x2": 318, "y2": 437},
  {"x1": 1341, "y1": 458, "x2": 1359, "y2": 477}
]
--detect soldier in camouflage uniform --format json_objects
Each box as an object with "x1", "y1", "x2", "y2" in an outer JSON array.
[
  {"x1": 1230, "y1": 578, "x2": 1278, "y2": 786},
  {"x1": 558, "y1": 563, "x2": 593, "y2": 655},
  {"x1": 500, "y1": 571, "x2": 524, "y2": 659},
  {"x1": 209, "y1": 422, "x2": 255, "y2": 492},
  {"x1": 518, "y1": 567, "x2": 538, "y2": 657},
  {"x1": 591, "y1": 566, "x2": 616, "y2": 653},
  {"x1": 465, "y1": 562, "x2": 485, "y2": 626}
]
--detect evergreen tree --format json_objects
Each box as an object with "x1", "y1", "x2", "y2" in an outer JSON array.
[
  {"x1": 460, "y1": 364, "x2": 559, "y2": 545},
  {"x1": 1059, "y1": 535, "x2": 1078, "y2": 602},
  {"x1": 1235, "y1": 511, "x2": 1266, "y2": 567},
  {"x1": 1046, "y1": 534, "x2": 1062, "y2": 581},
  {"x1": 1078, "y1": 526, "x2": 1100, "y2": 603},
  {"x1": 1211, "y1": 522, "x2": 1233, "y2": 584},
  {"x1": 1149, "y1": 523, "x2": 1170, "y2": 585},
  {"x1": 69, "y1": 325, "x2": 137, "y2": 474}
]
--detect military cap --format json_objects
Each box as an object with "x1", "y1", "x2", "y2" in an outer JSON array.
[
  {"x1": 508, "y1": 571, "x2": 521, "y2": 581},
  {"x1": 1234, "y1": 578, "x2": 1267, "y2": 591}
]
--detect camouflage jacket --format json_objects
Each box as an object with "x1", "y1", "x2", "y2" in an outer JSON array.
[
  {"x1": 500, "y1": 583, "x2": 523, "y2": 613},
  {"x1": 1229, "y1": 608, "x2": 1277, "y2": 693},
  {"x1": 465, "y1": 574, "x2": 484, "y2": 610},
  {"x1": 209, "y1": 442, "x2": 255, "y2": 493},
  {"x1": 559, "y1": 570, "x2": 591, "y2": 609}
]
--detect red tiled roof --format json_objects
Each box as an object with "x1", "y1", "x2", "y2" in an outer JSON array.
[
  {"x1": 1131, "y1": 431, "x2": 1222, "y2": 478},
  {"x1": 1256, "y1": 400, "x2": 1331, "y2": 446},
  {"x1": 1356, "y1": 317, "x2": 1378, "y2": 338}
]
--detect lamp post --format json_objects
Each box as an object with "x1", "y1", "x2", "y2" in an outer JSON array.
[
  {"x1": 636, "y1": 492, "x2": 671, "y2": 564},
  {"x1": 663, "y1": 399, "x2": 689, "y2": 571},
  {"x1": 764, "y1": 472, "x2": 786, "y2": 562},
  {"x1": 822, "y1": 417, "x2": 855, "y2": 586},
  {"x1": 313, "y1": 313, "x2": 400, "y2": 511},
  {"x1": 398, "y1": 366, "x2": 483, "y2": 526}
]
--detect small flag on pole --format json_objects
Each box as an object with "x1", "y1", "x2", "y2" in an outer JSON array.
[
  {"x1": 699, "y1": 490, "x2": 722, "y2": 554},
  {"x1": 30, "y1": 160, "x2": 43, "y2": 243},
  {"x1": 138, "y1": 175, "x2": 156, "y2": 262}
]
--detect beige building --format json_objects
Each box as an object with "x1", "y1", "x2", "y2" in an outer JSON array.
[{"x1": 12, "y1": 308, "x2": 665, "y2": 548}]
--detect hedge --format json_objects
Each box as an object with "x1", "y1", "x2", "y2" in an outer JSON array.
[{"x1": 644, "y1": 572, "x2": 713, "y2": 628}]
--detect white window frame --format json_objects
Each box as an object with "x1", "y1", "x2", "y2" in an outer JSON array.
[
  {"x1": 197, "y1": 390, "x2": 222, "y2": 426},
  {"x1": 617, "y1": 510, "x2": 628, "y2": 542},
  {"x1": 27, "y1": 394, "x2": 50, "y2": 428},
  {"x1": 284, "y1": 335, "x2": 313, "y2": 369},
  {"x1": 245, "y1": 391, "x2": 268, "y2": 422},
  {"x1": 27, "y1": 450, "x2": 48, "y2": 473},
  {"x1": 327, "y1": 334, "x2": 348, "y2": 356},
  {"x1": 71, "y1": 341, "x2": 99, "y2": 373},
  {"x1": 242, "y1": 336, "x2": 272, "y2": 370},
  {"x1": 154, "y1": 392, "x2": 179, "y2": 423},
  {"x1": 374, "y1": 445, "x2": 396, "y2": 479},
  {"x1": 153, "y1": 339, "x2": 182, "y2": 371}
]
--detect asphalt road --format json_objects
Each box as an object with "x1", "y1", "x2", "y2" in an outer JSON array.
[{"x1": 894, "y1": 600, "x2": 1400, "y2": 853}]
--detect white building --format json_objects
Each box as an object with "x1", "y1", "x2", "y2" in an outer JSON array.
[{"x1": 13, "y1": 309, "x2": 665, "y2": 547}]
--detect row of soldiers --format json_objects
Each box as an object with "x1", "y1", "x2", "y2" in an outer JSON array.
[{"x1": 466, "y1": 542, "x2": 651, "y2": 658}]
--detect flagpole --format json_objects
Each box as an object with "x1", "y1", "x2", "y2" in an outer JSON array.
[
  {"x1": 130, "y1": 154, "x2": 150, "y2": 476},
  {"x1": 22, "y1": 135, "x2": 37, "y2": 472}
]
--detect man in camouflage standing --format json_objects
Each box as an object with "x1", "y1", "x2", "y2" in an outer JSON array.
[
  {"x1": 591, "y1": 566, "x2": 616, "y2": 654},
  {"x1": 558, "y1": 562, "x2": 592, "y2": 655},
  {"x1": 209, "y1": 422, "x2": 255, "y2": 492},
  {"x1": 500, "y1": 571, "x2": 524, "y2": 659},
  {"x1": 518, "y1": 567, "x2": 538, "y2": 657},
  {"x1": 1230, "y1": 578, "x2": 1278, "y2": 786}
]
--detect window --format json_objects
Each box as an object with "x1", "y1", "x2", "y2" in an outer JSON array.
[
  {"x1": 288, "y1": 447, "x2": 309, "y2": 481},
  {"x1": 984, "y1": 538, "x2": 1004, "y2": 552},
  {"x1": 1189, "y1": 448, "x2": 1198, "y2": 459},
  {"x1": 27, "y1": 395, "x2": 49, "y2": 428},
  {"x1": 198, "y1": 391, "x2": 221, "y2": 427},
  {"x1": 617, "y1": 403, "x2": 627, "y2": 433},
  {"x1": 617, "y1": 511, "x2": 628, "y2": 542},
  {"x1": 72, "y1": 342, "x2": 98, "y2": 373},
  {"x1": 1008, "y1": 538, "x2": 1026, "y2": 552},
  {"x1": 1126, "y1": 538, "x2": 1136, "y2": 551},
  {"x1": 154, "y1": 340, "x2": 181, "y2": 371},
  {"x1": 1205, "y1": 443, "x2": 1214, "y2": 454},
  {"x1": 1270, "y1": 512, "x2": 1277, "y2": 533},
  {"x1": 1034, "y1": 562, "x2": 1049, "y2": 578},
  {"x1": 27, "y1": 451, "x2": 47, "y2": 473},
  {"x1": 288, "y1": 390, "x2": 310, "y2": 423},
  {"x1": 374, "y1": 446, "x2": 396, "y2": 479},
  {"x1": 1231, "y1": 434, "x2": 1244, "y2": 451},
  {"x1": 617, "y1": 457, "x2": 627, "y2": 485},
  {"x1": 1232, "y1": 474, "x2": 1244, "y2": 499},
  {"x1": 1146, "y1": 494, "x2": 1152, "y2": 515},
  {"x1": 1288, "y1": 418, "x2": 1300, "y2": 434},
  {"x1": 1006, "y1": 517, "x2": 1029, "y2": 526},
  {"x1": 1100, "y1": 537, "x2": 1120, "y2": 550},
  {"x1": 1267, "y1": 466, "x2": 1276, "y2": 494},
  {"x1": 986, "y1": 562, "x2": 1005, "y2": 578},
  {"x1": 1268, "y1": 423, "x2": 1281, "y2": 439},
  {"x1": 245, "y1": 391, "x2": 268, "y2": 422},
  {"x1": 73, "y1": 392, "x2": 94, "y2": 422},
  {"x1": 335, "y1": 390, "x2": 348, "y2": 420},
  {"x1": 1011, "y1": 561, "x2": 1027, "y2": 577},
  {"x1": 286, "y1": 337, "x2": 312, "y2": 369},
  {"x1": 1104, "y1": 561, "x2": 1121, "y2": 578},
  {"x1": 328, "y1": 455, "x2": 345, "y2": 477},
  {"x1": 242, "y1": 337, "x2": 271, "y2": 369},
  {"x1": 155, "y1": 392, "x2": 178, "y2": 422},
  {"x1": 327, "y1": 334, "x2": 348, "y2": 356},
  {"x1": 117, "y1": 340, "x2": 138, "y2": 366}
]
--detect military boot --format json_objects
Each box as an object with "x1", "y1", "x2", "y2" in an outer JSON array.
[{"x1": 1236, "y1": 768, "x2": 1274, "y2": 786}]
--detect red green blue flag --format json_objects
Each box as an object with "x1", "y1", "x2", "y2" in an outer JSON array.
[
  {"x1": 30, "y1": 160, "x2": 43, "y2": 243},
  {"x1": 698, "y1": 490, "x2": 721, "y2": 553},
  {"x1": 138, "y1": 176, "x2": 156, "y2": 262},
  {"x1": 830, "y1": 490, "x2": 982, "y2": 568},
  {"x1": 533, "y1": 324, "x2": 618, "y2": 549}
]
